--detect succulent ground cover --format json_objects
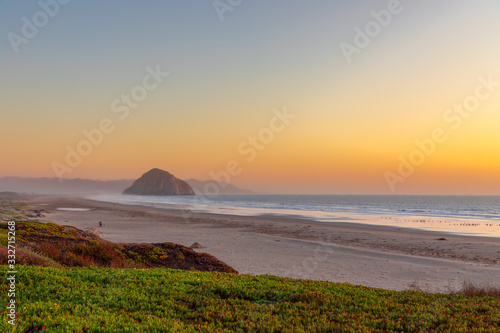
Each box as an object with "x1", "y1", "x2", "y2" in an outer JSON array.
[{"x1": 1, "y1": 265, "x2": 499, "y2": 332}]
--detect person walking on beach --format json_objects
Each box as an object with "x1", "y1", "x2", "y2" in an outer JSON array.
[{"x1": 98, "y1": 221, "x2": 103, "y2": 227}]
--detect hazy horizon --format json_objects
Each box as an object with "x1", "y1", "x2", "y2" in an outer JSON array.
[
  {"x1": 4, "y1": 173, "x2": 500, "y2": 196},
  {"x1": 2, "y1": 1, "x2": 500, "y2": 195}
]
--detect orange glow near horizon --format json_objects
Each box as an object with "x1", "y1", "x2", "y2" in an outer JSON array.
[{"x1": 1, "y1": 1, "x2": 500, "y2": 194}]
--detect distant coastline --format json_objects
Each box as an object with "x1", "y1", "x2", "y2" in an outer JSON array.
[{"x1": 0, "y1": 176, "x2": 255, "y2": 195}]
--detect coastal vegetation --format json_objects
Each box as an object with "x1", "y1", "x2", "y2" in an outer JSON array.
[
  {"x1": 0, "y1": 221, "x2": 236, "y2": 273},
  {"x1": 1, "y1": 265, "x2": 499, "y2": 332},
  {"x1": 1, "y1": 198, "x2": 499, "y2": 332}
]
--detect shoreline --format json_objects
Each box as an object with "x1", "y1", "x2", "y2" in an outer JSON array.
[
  {"x1": 60, "y1": 195, "x2": 500, "y2": 241},
  {"x1": 87, "y1": 194, "x2": 500, "y2": 238},
  {"x1": 30, "y1": 195, "x2": 500, "y2": 291}
]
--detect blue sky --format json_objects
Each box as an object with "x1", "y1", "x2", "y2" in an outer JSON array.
[{"x1": 1, "y1": 1, "x2": 500, "y2": 194}]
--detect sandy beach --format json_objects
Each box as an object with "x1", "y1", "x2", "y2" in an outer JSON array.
[{"x1": 32, "y1": 195, "x2": 500, "y2": 292}]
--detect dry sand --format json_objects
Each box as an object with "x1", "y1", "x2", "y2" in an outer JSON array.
[{"x1": 32, "y1": 195, "x2": 500, "y2": 292}]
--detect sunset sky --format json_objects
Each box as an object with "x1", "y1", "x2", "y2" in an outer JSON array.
[{"x1": 1, "y1": 0, "x2": 500, "y2": 194}]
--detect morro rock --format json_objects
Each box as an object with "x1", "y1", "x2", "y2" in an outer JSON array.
[{"x1": 123, "y1": 168, "x2": 195, "y2": 196}]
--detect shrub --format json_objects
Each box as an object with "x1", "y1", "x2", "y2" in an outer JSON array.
[
  {"x1": 176, "y1": 252, "x2": 185, "y2": 264},
  {"x1": 146, "y1": 247, "x2": 168, "y2": 263},
  {"x1": 127, "y1": 251, "x2": 143, "y2": 263},
  {"x1": 72, "y1": 241, "x2": 112, "y2": 265},
  {"x1": 37, "y1": 243, "x2": 61, "y2": 259},
  {"x1": 454, "y1": 280, "x2": 500, "y2": 297},
  {"x1": 64, "y1": 252, "x2": 83, "y2": 267},
  {"x1": 113, "y1": 248, "x2": 126, "y2": 258}
]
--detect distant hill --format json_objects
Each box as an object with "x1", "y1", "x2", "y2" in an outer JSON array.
[
  {"x1": 185, "y1": 179, "x2": 256, "y2": 195},
  {"x1": 123, "y1": 168, "x2": 195, "y2": 196},
  {"x1": 0, "y1": 175, "x2": 256, "y2": 196},
  {"x1": 0, "y1": 177, "x2": 134, "y2": 195}
]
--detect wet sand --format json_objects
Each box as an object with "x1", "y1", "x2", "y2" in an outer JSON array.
[{"x1": 32, "y1": 195, "x2": 500, "y2": 291}]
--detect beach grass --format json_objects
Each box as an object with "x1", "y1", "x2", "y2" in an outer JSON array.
[{"x1": 1, "y1": 265, "x2": 499, "y2": 332}]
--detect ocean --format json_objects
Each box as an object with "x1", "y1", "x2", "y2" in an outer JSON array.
[{"x1": 90, "y1": 194, "x2": 500, "y2": 238}]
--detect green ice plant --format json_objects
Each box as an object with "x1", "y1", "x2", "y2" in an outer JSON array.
[{"x1": 1, "y1": 266, "x2": 499, "y2": 332}]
